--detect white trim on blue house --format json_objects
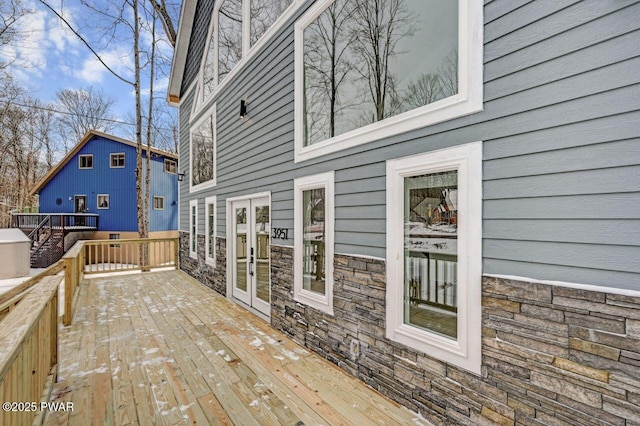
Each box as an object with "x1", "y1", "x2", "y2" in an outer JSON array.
[
  {"x1": 386, "y1": 141, "x2": 482, "y2": 375},
  {"x1": 293, "y1": 0, "x2": 484, "y2": 163}
]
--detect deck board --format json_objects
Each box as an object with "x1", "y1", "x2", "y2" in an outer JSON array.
[{"x1": 45, "y1": 270, "x2": 428, "y2": 425}]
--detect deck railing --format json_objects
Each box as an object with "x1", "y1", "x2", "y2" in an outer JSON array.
[
  {"x1": 0, "y1": 276, "x2": 61, "y2": 426},
  {"x1": 62, "y1": 237, "x2": 179, "y2": 325},
  {"x1": 12, "y1": 213, "x2": 99, "y2": 230}
]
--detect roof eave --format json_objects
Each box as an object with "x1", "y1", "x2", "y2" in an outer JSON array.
[{"x1": 168, "y1": 0, "x2": 198, "y2": 107}]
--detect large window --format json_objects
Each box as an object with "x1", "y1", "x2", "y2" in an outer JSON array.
[
  {"x1": 189, "y1": 199, "x2": 198, "y2": 259},
  {"x1": 294, "y1": 172, "x2": 334, "y2": 315},
  {"x1": 295, "y1": 0, "x2": 483, "y2": 162},
  {"x1": 198, "y1": 0, "x2": 300, "y2": 105},
  {"x1": 205, "y1": 196, "x2": 216, "y2": 267},
  {"x1": 190, "y1": 109, "x2": 216, "y2": 192},
  {"x1": 386, "y1": 142, "x2": 482, "y2": 374},
  {"x1": 217, "y1": 0, "x2": 243, "y2": 84}
]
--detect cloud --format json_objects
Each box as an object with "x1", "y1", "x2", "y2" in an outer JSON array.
[{"x1": 74, "y1": 46, "x2": 134, "y2": 84}]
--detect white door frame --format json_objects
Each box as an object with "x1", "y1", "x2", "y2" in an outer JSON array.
[{"x1": 226, "y1": 192, "x2": 271, "y2": 317}]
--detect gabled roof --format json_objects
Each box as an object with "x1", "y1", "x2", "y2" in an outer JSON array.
[
  {"x1": 168, "y1": 0, "x2": 198, "y2": 106},
  {"x1": 30, "y1": 130, "x2": 178, "y2": 196}
]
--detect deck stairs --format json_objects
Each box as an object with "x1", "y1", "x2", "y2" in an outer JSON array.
[{"x1": 27, "y1": 215, "x2": 64, "y2": 268}]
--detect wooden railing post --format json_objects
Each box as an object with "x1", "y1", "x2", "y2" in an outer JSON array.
[
  {"x1": 175, "y1": 237, "x2": 180, "y2": 270},
  {"x1": 63, "y1": 255, "x2": 73, "y2": 326}
]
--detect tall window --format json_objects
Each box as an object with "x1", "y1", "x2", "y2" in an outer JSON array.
[
  {"x1": 79, "y1": 154, "x2": 93, "y2": 169},
  {"x1": 250, "y1": 0, "x2": 293, "y2": 46},
  {"x1": 205, "y1": 196, "x2": 216, "y2": 267},
  {"x1": 110, "y1": 153, "x2": 125, "y2": 168},
  {"x1": 198, "y1": 0, "x2": 299, "y2": 104},
  {"x1": 386, "y1": 142, "x2": 482, "y2": 374},
  {"x1": 217, "y1": 0, "x2": 243, "y2": 84},
  {"x1": 294, "y1": 172, "x2": 334, "y2": 315},
  {"x1": 190, "y1": 109, "x2": 216, "y2": 191},
  {"x1": 295, "y1": 0, "x2": 483, "y2": 162},
  {"x1": 189, "y1": 199, "x2": 198, "y2": 259}
]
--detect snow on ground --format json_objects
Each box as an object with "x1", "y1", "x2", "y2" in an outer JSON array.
[{"x1": 0, "y1": 268, "x2": 45, "y2": 296}]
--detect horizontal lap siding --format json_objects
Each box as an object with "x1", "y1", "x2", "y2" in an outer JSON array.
[
  {"x1": 481, "y1": 0, "x2": 640, "y2": 289},
  {"x1": 179, "y1": 0, "x2": 640, "y2": 289}
]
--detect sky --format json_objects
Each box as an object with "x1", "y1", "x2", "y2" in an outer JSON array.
[{"x1": 1, "y1": 0, "x2": 180, "y2": 140}]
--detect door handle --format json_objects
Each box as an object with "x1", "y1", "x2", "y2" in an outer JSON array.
[{"x1": 249, "y1": 248, "x2": 254, "y2": 276}]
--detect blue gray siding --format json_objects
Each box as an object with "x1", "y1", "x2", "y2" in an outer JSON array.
[{"x1": 178, "y1": 0, "x2": 640, "y2": 290}]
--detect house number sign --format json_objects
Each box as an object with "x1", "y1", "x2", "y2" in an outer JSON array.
[{"x1": 272, "y1": 228, "x2": 289, "y2": 240}]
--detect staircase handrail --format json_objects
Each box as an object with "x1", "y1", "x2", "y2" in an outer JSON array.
[{"x1": 27, "y1": 215, "x2": 51, "y2": 241}]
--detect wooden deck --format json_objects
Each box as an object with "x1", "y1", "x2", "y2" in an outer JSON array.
[{"x1": 45, "y1": 270, "x2": 427, "y2": 425}]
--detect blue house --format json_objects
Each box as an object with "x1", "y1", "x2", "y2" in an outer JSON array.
[{"x1": 13, "y1": 131, "x2": 178, "y2": 266}]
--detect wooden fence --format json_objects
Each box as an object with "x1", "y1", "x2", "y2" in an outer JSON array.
[
  {"x1": 0, "y1": 276, "x2": 61, "y2": 426},
  {"x1": 62, "y1": 237, "x2": 179, "y2": 325}
]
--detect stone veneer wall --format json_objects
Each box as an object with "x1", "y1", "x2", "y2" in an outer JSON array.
[
  {"x1": 178, "y1": 231, "x2": 226, "y2": 295},
  {"x1": 271, "y1": 246, "x2": 640, "y2": 425}
]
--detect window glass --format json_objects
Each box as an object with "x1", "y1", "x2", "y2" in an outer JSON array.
[
  {"x1": 218, "y1": 0, "x2": 243, "y2": 83},
  {"x1": 404, "y1": 170, "x2": 457, "y2": 339},
  {"x1": 153, "y1": 196, "x2": 165, "y2": 210},
  {"x1": 164, "y1": 159, "x2": 177, "y2": 174},
  {"x1": 97, "y1": 194, "x2": 110, "y2": 209},
  {"x1": 203, "y1": 29, "x2": 216, "y2": 100},
  {"x1": 302, "y1": 188, "x2": 325, "y2": 295},
  {"x1": 79, "y1": 154, "x2": 93, "y2": 169},
  {"x1": 250, "y1": 0, "x2": 293, "y2": 46},
  {"x1": 191, "y1": 203, "x2": 197, "y2": 255},
  {"x1": 191, "y1": 115, "x2": 215, "y2": 186},
  {"x1": 110, "y1": 153, "x2": 125, "y2": 168},
  {"x1": 208, "y1": 202, "x2": 215, "y2": 258},
  {"x1": 302, "y1": 0, "x2": 458, "y2": 146}
]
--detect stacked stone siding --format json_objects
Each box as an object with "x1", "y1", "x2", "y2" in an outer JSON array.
[
  {"x1": 268, "y1": 248, "x2": 640, "y2": 425},
  {"x1": 178, "y1": 231, "x2": 226, "y2": 295}
]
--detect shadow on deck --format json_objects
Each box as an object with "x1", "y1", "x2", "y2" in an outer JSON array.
[{"x1": 45, "y1": 270, "x2": 427, "y2": 425}]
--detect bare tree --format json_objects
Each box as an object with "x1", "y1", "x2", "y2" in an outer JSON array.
[
  {"x1": 55, "y1": 86, "x2": 117, "y2": 147},
  {"x1": 404, "y1": 73, "x2": 444, "y2": 109},
  {"x1": 439, "y1": 48, "x2": 458, "y2": 98},
  {"x1": 0, "y1": 0, "x2": 31, "y2": 70},
  {"x1": 350, "y1": 0, "x2": 413, "y2": 122},
  {"x1": 38, "y1": 0, "x2": 177, "y2": 250},
  {"x1": 303, "y1": 0, "x2": 355, "y2": 144}
]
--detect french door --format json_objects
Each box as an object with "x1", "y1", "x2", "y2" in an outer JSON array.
[{"x1": 230, "y1": 196, "x2": 270, "y2": 316}]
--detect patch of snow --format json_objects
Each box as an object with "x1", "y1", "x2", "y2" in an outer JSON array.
[
  {"x1": 180, "y1": 403, "x2": 194, "y2": 411},
  {"x1": 249, "y1": 400, "x2": 259, "y2": 407},
  {"x1": 250, "y1": 337, "x2": 263, "y2": 347},
  {"x1": 144, "y1": 348, "x2": 160, "y2": 355},
  {"x1": 273, "y1": 356, "x2": 285, "y2": 361},
  {"x1": 282, "y1": 350, "x2": 299, "y2": 361}
]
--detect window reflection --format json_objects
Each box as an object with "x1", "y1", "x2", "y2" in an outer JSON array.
[
  {"x1": 404, "y1": 170, "x2": 458, "y2": 339},
  {"x1": 218, "y1": 0, "x2": 243, "y2": 83},
  {"x1": 303, "y1": 0, "x2": 458, "y2": 146},
  {"x1": 303, "y1": 188, "x2": 325, "y2": 295},
  {"x1": 192, "y1": 115, "x2": 215, "y2": 186}
]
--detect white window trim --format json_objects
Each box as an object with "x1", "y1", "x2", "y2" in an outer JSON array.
[
  {"x1": 294, "y1": 171, "x2": 334, "y2": 315},
  {"x1": 189, "y1": 199, "x2": 198, "y2": 259},
  {"x1": 386, "y1": 141, "x2": 483, "y2": 375},
  {"x1": 205, "y1": 195, "x2": 217, "y2": 267},
  {"x1": 97, "y1": 194, "x2": 109, "y2": 210},
  {"x1": 79, "y1": 154, "x2": 93, "y2": 169},
  {"x1": 110, "y1": 152, "x2": 125, "y2": 168},
  {"x1": 189, "y1": 104, "x2": 217, "y2": 193},
  {"x1": 153, "y1": 196, "x2": 165, "y2": 210},
  {"x1": 193, "y1": 0, "x2": 304, "y2": 116},
  {"x1": 294, "y1": 0, "x2": 483, "y2": 163}
]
